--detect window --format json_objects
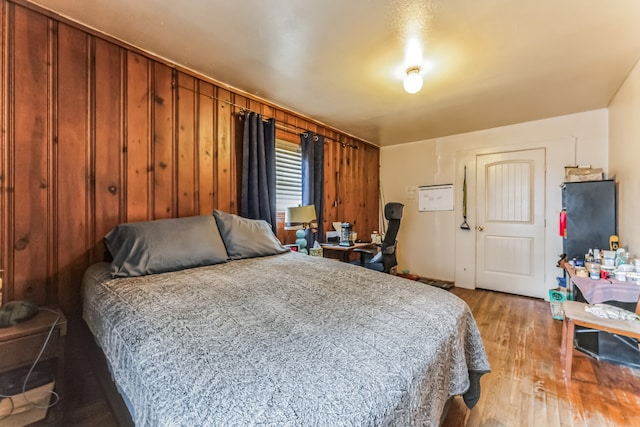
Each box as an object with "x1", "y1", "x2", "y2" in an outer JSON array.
[{"x1": 275, "y1": 139, "x2": 302, "y2": 212}]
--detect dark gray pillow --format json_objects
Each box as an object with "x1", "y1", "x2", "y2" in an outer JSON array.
[
  {"x1": 213, "y1": 210, "x2": 287, "y2": 260},
  {"x1": 105, "y1": 215, "x2": 229, "y2": 277}
]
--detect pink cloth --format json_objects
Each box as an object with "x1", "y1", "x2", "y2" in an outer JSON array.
[{"x1": 571, "y1": 275, "x2": 640, "y2": 304}]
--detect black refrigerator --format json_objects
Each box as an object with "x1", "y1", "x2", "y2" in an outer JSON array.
[
  {"x1": 562, "y1": 179, "x2": 616, "y2": 261},
  {"x1": 562, "y1": 179, "x2": 640, "y2": 368}
]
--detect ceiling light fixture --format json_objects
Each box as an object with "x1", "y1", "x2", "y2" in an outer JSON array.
[{"x1": 403, "y1": 66, "x2": 423, "y2": 94}]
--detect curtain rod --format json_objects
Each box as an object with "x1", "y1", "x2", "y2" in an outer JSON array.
[
  {"x1": 174, "y1": 83, "x2": 360, "y2": 149},
  {"x1": 239, "y1": 109, "x2": 359, "y2": 150}
]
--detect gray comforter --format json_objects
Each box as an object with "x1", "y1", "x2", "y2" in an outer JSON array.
[{"x1": 82, "y1": 252, "x2": 490, "y2": 426}]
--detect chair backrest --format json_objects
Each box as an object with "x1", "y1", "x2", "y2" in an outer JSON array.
[{"x1": 381, "y1": 202, "x2": 404, "y2": 272}]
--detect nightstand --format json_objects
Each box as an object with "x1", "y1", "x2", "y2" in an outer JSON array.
[{"x1": 0, "y1": 307, "x2": 67, "y2": 425}]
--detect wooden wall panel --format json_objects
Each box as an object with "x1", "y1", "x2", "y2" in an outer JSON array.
[
  {"x1": 93, "y1": 39, "x2": 123, "y2": 260},
  {"x1": 177, "y1": 72, "x2": 196, "y2": 217},
  {"x1": 216, "y1": 88, "x2": 233, "y2": 213},
  {"x1": 0, "y1": 0, "x2": 379, "y2": 314},
  {"x1": 125, "y1": 52, "x2": 151, "y2": 222},
  {"x1": 323, "y1": 139, "x2": 340, "y2": 234},
  {"x1": 56, "y1": 23, "x2": 89, "y2": 311},
  {"x1": 10, "y1": 5, "x2": 50, "y2": 303},
  {"x1": 152, "y1": 62, "x2": 175, "y2": 219},
  {"x1": 364, "y1": 144, "x2": 380, "y2": 234},
  {"x1": 198, "y1": 81, "x2": 215, "y2": 215},
  {"x1": 357, "y1": 143, "x2": 368, "y2": 231},
  {"x1": 342, "y1": 144, "x2": 356, "y2": 224},
  {"x1": 347, "y1": 143, "x2": 360, "y2": 226},
  {"x1": 0, "y1": 0, "x2": 6, "y2": 304}
]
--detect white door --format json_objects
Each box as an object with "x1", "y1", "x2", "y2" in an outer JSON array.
[{"x1": 476, "y1": 149, "x2": 545, "y2": 297}]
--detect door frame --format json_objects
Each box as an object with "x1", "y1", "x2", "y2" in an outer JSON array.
[
  {"x1": 475, "y1": 148, "x2": 546, "y2": 297},
  {"x1": 453, "y1": 138, "x2": 576, "y2": 299}
]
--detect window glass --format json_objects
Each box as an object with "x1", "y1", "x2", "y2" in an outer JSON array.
[{"x1": 275, "y1": 139, "x2": 302, "y2": 212}]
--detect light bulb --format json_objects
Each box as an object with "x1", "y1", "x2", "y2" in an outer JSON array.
[{"x1": 403, "y1": 66, "x2": 423, "y2": 94}]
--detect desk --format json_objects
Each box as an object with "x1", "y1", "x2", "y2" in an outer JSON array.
[
  {"x1": 320, "y1": 242, "x2": 375, "y2": 263},
  {"x1": 564, "y1": 265, "x2": 640, "y2": 369}
]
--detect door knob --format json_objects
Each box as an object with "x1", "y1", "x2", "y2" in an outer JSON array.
[{"x1": 477, "y1": 226, "x2": 484, "y2": 232}]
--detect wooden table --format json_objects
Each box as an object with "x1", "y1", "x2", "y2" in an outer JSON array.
[
  {"x1": 320, "y1": 242, "x2": 375, "y2": 263},
  {"x1": 561, "y1": 300, "x2": 640, "y2": 380},
  {"x1": 563, "y1": 264, "x2": 640, "y2": 371}
]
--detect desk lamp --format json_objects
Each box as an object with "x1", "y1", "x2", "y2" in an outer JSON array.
[{"x1": 285, "y1": 205, "x2": 317, "y2": 254}]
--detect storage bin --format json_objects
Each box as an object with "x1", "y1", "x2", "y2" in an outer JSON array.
[
  {"x1": 549, "y1": 288, "x2": 572, "y2": 320},
  {"x1": 0, "y1": 381, "x2": 54, "y2": 426},
  {"x1": 564, "y1": 167, "x2": 603, "y2": 182}
]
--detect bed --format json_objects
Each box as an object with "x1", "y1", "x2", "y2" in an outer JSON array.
[{"x1": 82, "y1": 211, "x2": 490, "y2": 426}]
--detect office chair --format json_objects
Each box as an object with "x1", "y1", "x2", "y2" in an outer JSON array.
[{"x1": 355, "y1": 202, "x2": 404, "y2": 273}]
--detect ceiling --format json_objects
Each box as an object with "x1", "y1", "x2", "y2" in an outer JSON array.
[{"x1": 30, "y1": 0, "x2": 640, "y2": 146}]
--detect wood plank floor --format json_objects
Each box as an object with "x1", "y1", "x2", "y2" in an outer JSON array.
[
  {"x1": 34, "y1": 287, "x2": 640, "y2": 426},
  {"x1": 444, "y1": 287, "x2": 640, "y2": 427}
]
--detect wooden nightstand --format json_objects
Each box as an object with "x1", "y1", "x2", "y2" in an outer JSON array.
[{"x1": 0, "y1": 307, "x2": 67, "y2": 426}]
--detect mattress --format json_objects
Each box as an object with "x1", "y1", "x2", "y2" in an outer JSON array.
[{"x1": 82, "y1": 252, "x2": 489, "y2": 426}]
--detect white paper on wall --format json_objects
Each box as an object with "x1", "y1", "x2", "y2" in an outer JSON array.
[{"x1": 418, "y1": 184, "x2": 454, "y2": 211}]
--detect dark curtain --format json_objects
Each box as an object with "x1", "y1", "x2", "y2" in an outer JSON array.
[
  {"x1": 241, "y1": 112, "x2": 276, "y2": 233},
  {"x1": 301, "y1": 132, "x2": 324, "y2": 248}
]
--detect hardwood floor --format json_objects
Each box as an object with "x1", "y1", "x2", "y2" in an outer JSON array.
[
  {"x1": 33, "y1": 287, "x2": 640, "y2": 426},
  {"x1": 444, "y1": 287, "x2": 640, "y2": 427},
  {"x1": 34, "y1": 317, "x2": 119, "y2": 427}
]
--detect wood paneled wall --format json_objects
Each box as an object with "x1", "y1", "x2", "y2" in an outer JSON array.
[{"x1": 0, "y1": 0, "x2": 379, "y2": 314}]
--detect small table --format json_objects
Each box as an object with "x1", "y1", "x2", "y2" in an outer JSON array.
[
  {"x1": 562, "y1": 300, "x2": 640, "y2": 380},
  {"x1": 564, "y1": 265, "x2": 640, "y2": 369},
  {"x1": 320, "y1": 242, "x2": 375, "y2": 263}
]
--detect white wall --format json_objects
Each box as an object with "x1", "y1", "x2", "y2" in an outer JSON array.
[
  {"x1": 609, "y1": 58, "x2": 640, "y2": 255},
  {"x1": 380, "y1": 109, "x2": 608, "y2": 298}
]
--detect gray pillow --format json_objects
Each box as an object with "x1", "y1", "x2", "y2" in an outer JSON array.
[
  {"x1": 213, "y1": 210, "x2": 287, "y2": 260},
  {"x1": 105, "y1": 215, "x2": 229, "y2": 277}
]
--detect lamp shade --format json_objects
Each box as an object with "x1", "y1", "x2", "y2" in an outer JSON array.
[{"x1": 284, "y1": 205, "x2": 317, "y2": 230}]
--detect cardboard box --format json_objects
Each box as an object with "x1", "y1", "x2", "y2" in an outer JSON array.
[
  {"x1": 0, "y1": 381, "x2": 54, "y2": 426},
  {"x1": 548, "y1": 288, "x2": 572, "y2": 320},
  {"x1": 564, "y1": 167, "x2": 603, "y2": 182}
]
